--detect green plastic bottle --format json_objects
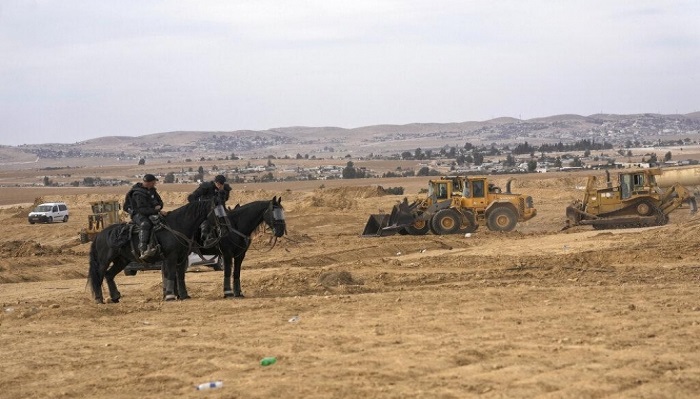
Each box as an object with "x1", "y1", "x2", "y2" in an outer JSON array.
[{"x1": 260, "y1": 357, "x2": 277, "y2": 366}]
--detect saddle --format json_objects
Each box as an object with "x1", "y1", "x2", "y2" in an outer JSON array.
[
  {"x1": 107, "y1": 218, "x2": 165, "y2": 261},
  {"x1": 107, "y1": 223, "x2": 135, "y2": 250}
]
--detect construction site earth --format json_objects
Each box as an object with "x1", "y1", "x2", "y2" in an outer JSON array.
[{"x1": 1, "y1": 168, "x2": 700, "y2": 398}]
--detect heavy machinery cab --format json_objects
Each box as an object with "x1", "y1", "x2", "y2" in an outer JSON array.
[
  {"x1": 618, "y1": 169, "x2": 660, "y2": 199},
  {"x1": 429, "y1": 180, "x2": 454, "y2": 201},
  {"x1": 458, "y1": 178, "x2": 489, "y2": 215},
  {"x1": 79, "y1": 200, "x2": 123, "y2": 243}
]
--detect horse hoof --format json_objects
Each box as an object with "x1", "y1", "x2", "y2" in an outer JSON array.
[
  {"x1": 164, "y1": 294, "x2": 177, "y2": 301},
  {"x1": 110, "y1": 298, "x2": 120, "y2": 303},
  {"x1": 179, "y1": 295, "x2": 191, "y2": 300},
  {"x1": 95, "y1": 299, "x2": 105, "y2": 304}
]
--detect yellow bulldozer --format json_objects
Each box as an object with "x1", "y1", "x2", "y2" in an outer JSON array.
[
  {"x1": 79, "y1": 200, "x2": 123, "y2": 243},
  {"x1": 565, "y1": 168, "x2": 697, "y2": 230},
  {"x1": 363, "y1": 176, "x2": 537, "y2": 236}
]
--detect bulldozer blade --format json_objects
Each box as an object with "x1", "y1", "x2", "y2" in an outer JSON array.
[
  {"x1": 362, "y1": 214, "x2": 397, "y2": 237},
  {"x1": 689, "y1": 196, "x2": 698, "y2": 214}
]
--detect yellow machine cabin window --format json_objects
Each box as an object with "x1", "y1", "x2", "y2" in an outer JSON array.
[
  {"x1": 436, "y1": 183, "x2": 448, "y2": 199},
  {"x1": 473, "y1": 181, "x2": 485, "y2": 198}
]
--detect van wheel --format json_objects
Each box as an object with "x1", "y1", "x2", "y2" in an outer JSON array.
[
  {"x1": 29, "y1": 221, "x2": 35, "y2": 225},
  {"x1": 63, "y1": 215, "x2": 69, "y2": 222},
  {"x1": 47, "y1": 217, "x2": 53, "y2": 223}
]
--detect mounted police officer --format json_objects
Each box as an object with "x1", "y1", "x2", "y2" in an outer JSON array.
[
  {"x1": 127, "y1": 174, "x2": 166, "y2": 260},
  {"x1": 188, "y1": 174, "x2": 232, "y2": 246}
]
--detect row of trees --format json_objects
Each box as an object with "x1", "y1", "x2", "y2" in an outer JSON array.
[{"x1": 398, "y1": 139, "x2": 614, "y2": 162}]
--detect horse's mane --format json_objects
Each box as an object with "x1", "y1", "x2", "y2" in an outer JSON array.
[
  {"x1": 167, "y1": 200, "x2": 211, "y2": 220},
  {"x1": 227, "y1": 200, "x2": 269, "y2": 217}
]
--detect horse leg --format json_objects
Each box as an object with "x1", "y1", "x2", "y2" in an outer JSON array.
[
  {"x1": 161, "y1": 260, "x2": 178, "y2": 301},
  {"x1": 161, "y1": 267, "x2": 167, "y2": 299},
  {"x1": 176, "y1": 257, "x2": 190, "y2": 300},
  {"x1": 89, "y1": 267, "x2": 106, "y2": 304},
  {"x1": 233, "y1": 255, "x2": 245, "y2": 298},
  {"x1": 104, "y1": 257, "x2": 128, "y2": 303},
  {"x1": 88, "y1": 240, "x2": 111, "y2": 304},
  {"x1": 223, "y1": 256, "x2": 234, "y2": 298}
]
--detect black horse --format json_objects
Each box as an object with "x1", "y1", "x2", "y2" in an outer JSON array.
[
  {"x1": 191, "y1": 196, "x2": 286, "y2": 298},
  {"x1": 88, "y1": 199, "x2": 217, "y2": 304}
]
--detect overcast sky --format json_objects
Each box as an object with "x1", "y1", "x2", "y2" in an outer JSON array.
[{"x1": 1, "y1": 0, "x2": 698, "y2": 146}]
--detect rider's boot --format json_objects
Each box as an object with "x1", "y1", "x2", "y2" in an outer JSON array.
[{"x1": 139, "y1": 223, "x2": 156, "y2": 260}]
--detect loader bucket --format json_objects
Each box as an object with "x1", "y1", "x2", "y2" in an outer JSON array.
[
  {"x1": 361, "y1": 198, "x2": 417, "y2": 237},
  {"x1": 387, "y1": 198, "x2": 417, "y2": 227},
  {"x1": 362, "y1": 214, "x2": 395, "y2": 237}
]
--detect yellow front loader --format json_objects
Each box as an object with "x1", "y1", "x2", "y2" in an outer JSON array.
[{"x1": 363, "y1": 176, "x2": 537, "y2": 236}]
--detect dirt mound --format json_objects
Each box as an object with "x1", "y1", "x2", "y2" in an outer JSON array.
[
  {"x1": 232, "y1": 189, "x2": 307, "y2": 206},
  {"x1": 0, "y1": 240, "x2": 44, "y2": 257},
  {"x1": 318, "y1": 271, "x2": 363, "y2": 287},
  {"x1": 0, "y1": 240, "x2": 65, "y2": 257},
  {"x1": 323, "y1": 185, "x2": 390, "y2": 199},
  {"x1": 0, "y1": 205, "x2": 32, "y2": 219},
  {"x1": 516, "y1": 175, "x2": 588, "y2": 190},
  {"x1": 296, "y1": 192, "x2": 357, "y2": 211},
  {"x1": 291, "y1": 186, "x2": 388, "y2": 212}
]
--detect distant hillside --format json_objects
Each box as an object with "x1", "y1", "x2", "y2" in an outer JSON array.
[{"x1": 7, "y1": 112, "x2": 700, "y2": 162}]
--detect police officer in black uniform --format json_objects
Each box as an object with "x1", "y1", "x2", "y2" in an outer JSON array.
[
  {"x1": 129, "y1": 174, "x2": 166, "y2": 259},
  {"x1": 188, "y1": 174, "x2": 232, "y2": 246}
]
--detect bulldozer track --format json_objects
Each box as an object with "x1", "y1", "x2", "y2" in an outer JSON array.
[{"x1": 589, "y1": 206, "x2": 668, "y2": 229}]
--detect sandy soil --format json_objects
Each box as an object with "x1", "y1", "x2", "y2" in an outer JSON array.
[{"x1": 1, "y1": 174, "x2": 700, "y2": 398}]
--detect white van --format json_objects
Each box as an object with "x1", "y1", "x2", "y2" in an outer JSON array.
[{"x1": 28, "y1": 202, "x2": 69, "y2": 224}]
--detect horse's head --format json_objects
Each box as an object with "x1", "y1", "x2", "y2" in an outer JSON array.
[{"x1": 264, "y1": 196, "x2": 286, "y2": 237}]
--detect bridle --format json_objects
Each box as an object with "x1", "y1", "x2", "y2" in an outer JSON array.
[{"x1": 249, "y1": 200, "x2": 286, "y2": 252}]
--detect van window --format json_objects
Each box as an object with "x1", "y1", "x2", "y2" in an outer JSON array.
[
  {"x1": 59, "y1": 205, "x2": 67, "y2": 211},
  {"x1": 35, "y1": 205, "x2": 52, "y2": 212},
  {"x1": 52, "y1": 206, "x2": 58, "y2": 212}
]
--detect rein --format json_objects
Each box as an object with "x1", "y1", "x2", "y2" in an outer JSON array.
[
  {"x1": 160, "y1": 207, "x2": 250, "y2": 251},
  {"x1": 254, "y1": 235, "x2": 279, "y2": 252}
]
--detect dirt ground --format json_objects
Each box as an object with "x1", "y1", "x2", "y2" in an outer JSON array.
[{"x1": 1, "y1": 173, "x2": 700, "y2": 398}]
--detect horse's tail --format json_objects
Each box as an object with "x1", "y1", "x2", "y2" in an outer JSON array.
[{"x1": 87, "y1": 238, "x2": 103, "y2": 298}]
